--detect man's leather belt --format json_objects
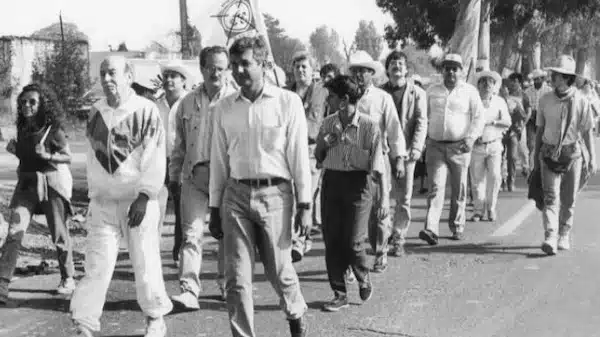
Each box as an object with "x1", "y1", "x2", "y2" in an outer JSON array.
[
  {"x1": 433, "y1": 139, "x2": 461, "y2": 144},
  {"x1": 195, "y1": 161, "x2": 210, "y2": 166},
  {"x1": 476, "y1": 138, "x2": 501, "y2": 145},
  {"x1": 235, "y1": 177, "x2": 288, "y2": 188}
]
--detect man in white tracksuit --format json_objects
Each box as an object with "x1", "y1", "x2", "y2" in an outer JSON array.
[{"x1": 69, "y1": 55, "x2": 172, "y2": 337}]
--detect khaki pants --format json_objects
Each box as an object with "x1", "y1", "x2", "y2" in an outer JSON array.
[
  {"x1": 178, "y1": 178, "x2": 210, "y2": 296},
  {"x1": 541, "y1": 156, "x2": 583, "y2": 237},
  {"x1": 469, "y1": 140, "x2": 503, "y2": 216},
  {"x1": 424, "y1": 139, "x2": 471, "y2": 235},
  {"x1": 221, "y1": 179, "x2": 307, "y2": 337},
  {"x1": 390, "y1": 161, "x2": 417, "y2": 244}
]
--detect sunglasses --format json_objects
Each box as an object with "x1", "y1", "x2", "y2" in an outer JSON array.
[{"x1": 19, "y1": 99, "x2": 39, "y2": 106}]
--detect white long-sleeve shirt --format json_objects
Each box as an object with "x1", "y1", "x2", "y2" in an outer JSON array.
[
  {"x1": 209, "y1": 84, "x2": 311, "y2": 208},
  {"x1": 157, "y1": 91, "x2": 187, "y2": 157},
  {"x1": 427, "y1": 81, "x2": 485, "y2": 142},
  {"x1": 357, "y1": 85, "x2": 406, "y2": 158},
  {"x1": 86, "y1": 90, "x2": 166, "y2": 201}
]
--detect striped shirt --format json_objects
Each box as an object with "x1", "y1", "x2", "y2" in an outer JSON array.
[{"x1": 315, "y1": 111, "x2": 385, "y2": 175}]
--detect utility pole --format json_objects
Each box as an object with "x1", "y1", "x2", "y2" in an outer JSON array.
[{"x1": 179, "y1": 0, "x2": 191, "y2": 59}]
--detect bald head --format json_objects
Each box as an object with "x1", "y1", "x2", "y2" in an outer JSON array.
[{"x1": 100, "y1": 55, "x2": 133, "y2": 105}]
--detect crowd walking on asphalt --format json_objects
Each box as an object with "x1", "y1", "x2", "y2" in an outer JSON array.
[{"x1": 0, "y1": 33, "x2": 598, "y2": 337}]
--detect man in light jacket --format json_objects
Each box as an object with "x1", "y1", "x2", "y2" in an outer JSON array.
[{"x1": 380, "y1": 51, "x2": 427, "y2": 257}]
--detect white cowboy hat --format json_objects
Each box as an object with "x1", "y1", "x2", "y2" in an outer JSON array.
[
  {"x1": 412, "y1": 74, "x2": 423, "y2": 85},
  {"x1": 349, "y1": 50, "x2": 384, "y2": 77},
  {"x1": 160, "y1": 60, "x2": 193, "y2": 81},
  {"x1": 529, "y1": 69, "x2": 547, "y2": 79},
  {"x1": 545, "y1": 55, "x2": 576, "y2": 76},
  {"x1": 474, "y1": 69, "x2": 502, "y2": 85},
  {"x1": 442, "y1": 53, "x2": 464, "y2": 69}
]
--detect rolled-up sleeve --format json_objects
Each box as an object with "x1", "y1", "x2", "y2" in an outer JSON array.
[
  {"x1": 369, "y1": 125, "x2": 386, "y2": 176},
  {"x1": 383, "y1": 93, "x2": 407, "y2": 158},
  {"x1": 286, "y1": 94, "x2": 312, "y2": 204},
  {"x1": 209, "y1": 103, "x2": 230, "y2": 208}
]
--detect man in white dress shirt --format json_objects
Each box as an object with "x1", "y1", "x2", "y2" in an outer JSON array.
[
  {"x1": 208, "y1": 36, "x2": 309, "y2": 337},
  {"x1": 419, "y1": 53, "x2": 484, "y2": 245}
]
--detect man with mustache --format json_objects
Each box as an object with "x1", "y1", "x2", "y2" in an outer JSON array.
[
  {"x1": 349, "y1": 50, "x2": 406, "y2": 273},
  {"x1": 419, "y1": 53, "x2": 484, "y2": 245},
  {"x1": 169, "y1": 46, "x2": 235, "y2": 309},
  {"x1": 157, "y1": 61, "x2": 189, "y2": 267},
  {"x1": 380, "y1": 51, "x2": 427, "y2": 257},
  {"x1": 286, "y1": 51, "x2": 329, "y2": 262}
]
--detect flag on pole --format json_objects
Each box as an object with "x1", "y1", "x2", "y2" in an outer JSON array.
[
  {"x1": 193, "y1": 0, "x2": 286, "y2": 86},
  {"x1": 447, "y1": 0, "x2": 481, "y2": 82}
]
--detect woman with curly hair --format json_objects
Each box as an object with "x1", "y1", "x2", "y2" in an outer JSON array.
[{"x1": 0, "y1": 83, "x2": 75, "y2": 305}]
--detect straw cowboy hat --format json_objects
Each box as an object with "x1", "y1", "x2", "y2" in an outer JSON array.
[
  {"x1": 349, "y1": 50, "x2": 384, "y2": 77},
  {"x1": 528, "y1": 69, "x2": 547, "y2": 79},
  {"x1": 473, "y1": 68, "x2": 502, "y2": 85},
  {"x1": 473, "y1": 59, "x2": 501, "y2": 85},
  {"x1": 441, "y1": 53, "x2": 464, "y2": 69},
  {"x1": 545, "y1": 55, "x2": 576, "y2": 76},
  {"x1": 160, "y1": 60, "x2": 193, "y2": 81}
]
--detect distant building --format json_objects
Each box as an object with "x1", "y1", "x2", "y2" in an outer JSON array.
[{"x1": 0, "y1": 35, "x2": 89, "y2": 116}]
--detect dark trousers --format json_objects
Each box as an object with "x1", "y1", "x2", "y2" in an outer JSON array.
[
  {"x1": 0, "y1": 188, "x2": 74, "y2": 281},
  {"x1": 165, "y1": 158, "x2": 183, "y2": 260},
  {"x1": 321, "y1": 170, "x2": 373, "y2": 295},
  {"x1": 505, "y1": 134, "x2": 520, "y2": 187}
]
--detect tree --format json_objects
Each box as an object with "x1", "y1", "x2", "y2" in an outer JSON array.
[
  {"x1": 354, "y1": 20, "x2": 384, "y2": 60},
  {"x1": 264, "y1": 13, "x2": 306, "y2": 73},
  {"x1": 376, "y1": 0, "x2": 600, "y2": 71},
  {"x1": 31, "y1": 22, "x2": 88, "y2": 41},
  {"x1": 31, "y1": 39, "x2": 92, "y2": 117},
  {"x1": 309, "y1": 25, "x2": 345, "y2": 68},
  {"x1": 117, "y1": 42, "x2": 128, "y2": 52},
  {"x1": 176, "y1": 23, "x2": 202, "y2": 59}
]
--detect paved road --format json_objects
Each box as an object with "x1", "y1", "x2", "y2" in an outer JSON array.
[{"x1": 1, "y1": 141, "x2": 600, "y2": 337}]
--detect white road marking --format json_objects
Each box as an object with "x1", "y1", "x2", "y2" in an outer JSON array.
[{"x1": 491, "y1": 200, "x2": 537, "y2": 237}]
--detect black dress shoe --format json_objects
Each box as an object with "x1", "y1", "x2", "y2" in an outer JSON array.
[
  {"x1": 418, "y1": 229, "x2": 439, "y2": 245},
  {"x1": 289, "y1": 316, "x2": 307, "y2": 337}
]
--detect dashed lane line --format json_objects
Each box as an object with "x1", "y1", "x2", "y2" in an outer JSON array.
[{"x1": 490, "y1": 200, "x2": 537, "y2": 237}]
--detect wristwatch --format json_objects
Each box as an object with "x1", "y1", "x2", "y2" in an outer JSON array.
[{"x1": 297, "y1": 202, "x2": 311, "y2": 210}]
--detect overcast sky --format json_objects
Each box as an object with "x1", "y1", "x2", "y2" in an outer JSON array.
[{"x1": 2, "y1": 0, "x2": 393, "y2": 51}]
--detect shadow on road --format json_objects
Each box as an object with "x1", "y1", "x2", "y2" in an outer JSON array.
[{"x1": 405, "y1": 242, "x2": 543, "y2": 257}]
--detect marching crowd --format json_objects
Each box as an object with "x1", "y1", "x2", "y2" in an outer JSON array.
[{"x1": 0, "y1": 34, "x2": 597, "y2": 337}]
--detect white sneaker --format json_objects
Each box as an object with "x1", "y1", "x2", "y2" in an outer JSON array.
[
  {"x1": 541, "y1": 237, "x2": 558, "y2": 255},
  {"x1": 170, "y1": 290, "x2": 200, "y2": 310},
  {"x1": 145, "y1": 317, "x2": 166, "y2": 337},
  {"x1": 56, "y1": 277, "x2": 76, "y2": 295},
  {"x1": 558, "y1": 234, "x2": 571, "y2": 250}
]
